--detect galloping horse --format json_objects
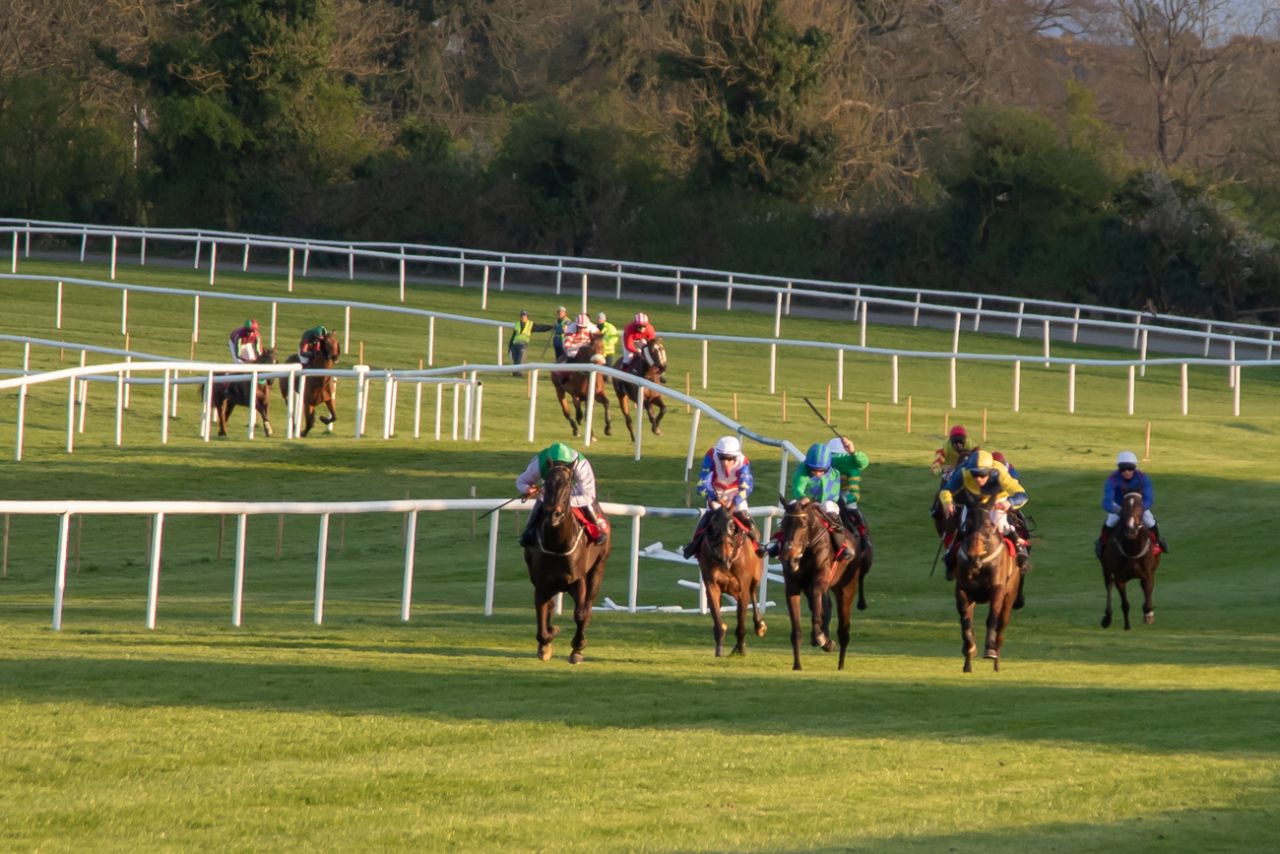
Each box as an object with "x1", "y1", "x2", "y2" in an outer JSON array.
[
  {"x1": 612, "y1": 337, "x2": 669, "y2": 441},
  {"x1": 281, "y1": 331, "x2": 340, "y2": 437},
  {"x1": 695, "y1": 504, "x2": 766, "y2": 657},
  {"x1": 209, "y1": 348, "x2": 277, "y2": 437},
  {"x1": 1099, "y1": 490, "x2": 1161, "y2": 629},
  {"x1": 952, "y1": 495, "x2": 1021, "y2": 672},
  {"x1": 551, "y1": 335, "x2": 612, "y2": 439},
  {"x1": 523, "y1": 462, "x2": 611, "y2": 663},
  {"x1": 776, "y1": 497, "x2": 865, "y2": 671}
]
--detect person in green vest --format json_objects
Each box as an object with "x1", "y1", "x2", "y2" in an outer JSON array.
[
  {"x1": 552, "y1": 306, "x2": 570, "y2": 360},
  {"x1": 508, "y1": 310, "x2": 552, "y2": 369},
  {"x1": 826, "y1": 436, "x2": 870, "y2": 545},
  {"x1": 596, "y1": 311, "x2": 620, "y2": 361}
]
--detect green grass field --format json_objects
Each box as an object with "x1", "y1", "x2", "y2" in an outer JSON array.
[{"x1": 1, "y1": 254, "x2": 1277, "y2": 851}]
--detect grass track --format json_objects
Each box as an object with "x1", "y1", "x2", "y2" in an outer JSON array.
[{"x1": 0, "y1": 255, "x2": 1277, "y2": 850}]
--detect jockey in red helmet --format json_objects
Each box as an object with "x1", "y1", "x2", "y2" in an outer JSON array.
[
  {"x1": 621, "y1": 312, "x2": 656, "y2": 369},
  {"x1": 931, "y1": 424, "x2": 976, "y2": 478},
  {"x1": 228, "y1": 318, "x2": 261, "y2": 363}
]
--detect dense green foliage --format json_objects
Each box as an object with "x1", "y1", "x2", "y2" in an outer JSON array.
[{"x1": 0, "y1": 256, "x2": 1276, "y2": 849}]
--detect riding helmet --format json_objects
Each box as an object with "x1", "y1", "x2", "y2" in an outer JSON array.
[
  {"x1": 804, "y1": 442, "x2": 831, "y2": 471},
  {"x1": 714, "y1": 436, "x2": 742, "y2": 458},
  {"x1": 634, "y1": 312, "x2": 649, "y2": 325},
  {"x1": 1116, "y1": 450, "x2": 1139, "y2": 467}
]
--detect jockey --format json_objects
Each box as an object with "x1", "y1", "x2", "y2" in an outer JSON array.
[
  {"x1": 228, "y1": 319, "x2": 261, "y2": 364},
  {"x1": 297, "y1": 325, "x2": 328, "y2": 367},
  {"x1": 774, "y1": 441, "x2": 853, "y2": 566},
  {"x1": 827, "y1": 436, "x2": 870, "y2": 542},
  {"x1": 931, "y1": 424, "x2": 976, "y2": 477},
  {"x1": 621, "y1": 312, "x2": 656, "y2": 369},
  {"x1": 938, "y1": 449, "x2": 1030, "y2": 574},
  {"x1": 1096, "y1": 450, "x2": 1167, "y2": 557},
  {"x1": 516, "y1": 442, "x2": 608, "y2": 547},
  {"x1": 562, "y1": 313, "x2": 604, "y2": 363},
  {"x1": 596, "y1": 312, "x2": 620, "y2": 361},
  {"x1": 552, "y1": 306, "x2": 570, "y2": 360},
  {"x1": 681, "y1": 436, "x2": 767, "y2": 559}
]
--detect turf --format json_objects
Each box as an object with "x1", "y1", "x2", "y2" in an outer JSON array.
[{"x1": 0, "y1": 252, "x2": 1277, "y2": 851}]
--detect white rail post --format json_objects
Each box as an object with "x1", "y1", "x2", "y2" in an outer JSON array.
[
  {"x1": 209, "y1": 241, "x2": 217, "y2": 286},
  {"x1": 140, "y1": 235, "x2": 147, "y2": 265},
  {"x1": 769, "y1": 344, "x2": 777, "y2": 394},
  {"x1": 1139, "y1": 328, "x2": 1149, "y2": 376},
  {"x1": 399, "y1": 250, "x2": 406, "y2": 302},
  {"x1": 303, "y1": 242, "x2": 311, "y2": 276},
  {"x1": 1013, "y1": 360, "x2": 1022, "y2": 413},
  {"x1": 359, "y1": 366, "x2": 372, "y2": 438},
  {"x1": 120, "y1": 288, "x2": 128, "y2": 335},
  {"x1": 701, "y1": 339, "x2": 708, "y2": 390},
  {"x1": 383, "y1": 374, "x2": 396, "y2": 439},
  {"x1": 852, "y1": 288, "x2": 861, "y2": 322},
  {"x1": 353, "y1": 365, "x2": 366, "y2": 438},
  {"x1": 52, "y1": 511, "x2": 71, "y2": 630},
  {"x1": 314, "y1": 513, "x2": 330, "y2": 625},
  {"x1": 202, "y1": 370, "x2": 214, "y2": 441},
  {"x1": 1131, "y1": 312, "x2": 1142, "y2": 349},
  {"x1": 145, "y1": 511, "x2": 165, "y2": 629},
  {"x1": 1068, "y1": 364, "x2": 1076, "y2": 414},
  {"x1": 114, "y1": 366, "x2": 125, "y2": 446},
  {"x1": 343, "y1": 305, "x2": 351, "y2": 354},
  {"x1": 232, "y1": 513, "x2": 248, "y2": 626},
  {"x1": 778, "y1": 448, "x2": 790, "y2": 498},
  {"x1": 496, "y1": 326, "x2": 504, "y2": 365},
  {"x1": 413, "y1": 379, "x2": 423, "y2": 439},
  {"x1": 161, "y1": 369, "x2": 172, "y2": 444},
  {"x1": 474, "y1": 382, "x2": 484, "y2": 441},
  {"x1": 462, "y1": 376, "x2": 474, "y2": 441},
  {"x1": 952, "y1": 312, "x2": 961, "y2": 353},
  {"x1": 1233, "y1": 365, "x2": 1241, "y2": 417},
  {"x1": 1267, "y1": 330, "x2": 1275, "y2": 361},
  {"x1": 456, "y1": 251, "x2": 465, "y2": 288},
  {"x1": 1203, "y1": 324, "x2": 1212, "y2": 357},
  {"x1": 435, "y1": 383, "x2": 444, "y2": 440},
  {"x1": 1180, "y1": 363, "x2": 1189, "y2": 416},
  {"x1": 628, "y1": 514, "x2": 641, "y2": 613},
  {"x1": 786, "y1": 281, "x2": 794, "y2": 315},
  {"x1": 774, "y1": 292, "x2": 783, "y2": 337},
  {"x1": 891, "y1": 354, "x2": 899, "y2": 404},
  {"x1": 9, "y1": 231, "x2": 17, "y2": 272},
  {"x1": 1015, "y1": 302, "x2": 1025, "y2": 338},
  {"x1": 270, "y1": 301, "x2": 278, "y2": 348},
  {"x1": 973, "y1": 297, "x2": 983, "y2": 331},
  {"x1": 948, "y1": 358, "x2": 957, "y2": 410},
  {"x1": 726, "y1": 274, "x2": 733, "y2": 310},
  {"x1": 528, "y1": 369, "x2": 539, "y2": 443},
  {"x1": 55, "y1": 280, "x2": 63, "y2": 328},
  {"x1": 556, "y1": 258, "x2": 563, "y2": 293},
  {"x1": 65, "y1": 375, "x2": 76, "y2": 454},
  {"x1": 837, "y1": 349, "x2": 844, "y2": 401},
  {"x1": 1043, "y1": 320, "x2": 1051, "y2": 367},
  {"x1": 110, "y1": 235, "x2": 118, "y2": 280},
  {"x1": 484, "y1": 510, "x2": 500, "y2": 616},
  {"x1": 500, "y1": 255, "x2": 507, "y2": 290},
  {"x1": 427, "y1": 316, "x2": 435, "y2": 366},
  {"x1": 246, "y1": 366, "x2": 259, "y2": 440},
  {"x1": 684, "y1": 409, "x2": 701, "y2": 481},
  {"x1": 81, "y1": 228, "x2": 89, "y2": 262},
  {"x1": 287, "y1": 247, "x2": 296, "y2": 292},
  {"x1": 913, "y1": 293, "x2": 921, "y2": 326},
  {"x1": 1072, "y1": 307, "x2": 1081, "y2": 343},
  {"x1": 242, "y1": 240, "x2": 250, "y2": 272},
  {"x1": 192, "y1": 294, "x2": 200, "y2": 343},
  {"x1": 1228, "y1": 339, "x2": 1236, "y2": 388},
  {"x1": 615, "y1": 263, "x2": 623, "y2": 300},
  {"x1": 349, "y1": 245, "x2": 355, "y2": 280},
  {"x1": 860, "y1": 303, "x2": 868, "y2": 347},
  {"x1": 451, "y1": 382, "x2": 460, "y2": 440},
  {"x1": 15, "y1": 342, "x2": 30, "y2": 460},
  {"x1": 402, "y1": 510, "x2": 419, "y2": 621},
  {"x1": 691, "y1": 284, "x2": 699, "y2": 330},
  {"x1": 583, "y1": 371, "x2": 596, "y2": 448},
  {"x1": 675, "y1": 269, "x2": 682, "y2": 305},
  {"x1": 481, "y1": 265, "x2": 490, "y2": 310},
  {"x1": 1127, "y1": 365, "x2": 1135, "y2": 415}
]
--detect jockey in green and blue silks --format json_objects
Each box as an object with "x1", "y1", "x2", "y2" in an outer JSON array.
[
  {"x1": 776, "y1": 442, "x2": 852, "y2": 564},
  {"x1": 516, "y1": 442, "x2": 607, "y2": 546},
  {"x1": 826, "y1": 436, "x2": 870, "y2": 536}
]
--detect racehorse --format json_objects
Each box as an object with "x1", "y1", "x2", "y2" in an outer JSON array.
[
  {"x1": 281, "y1": 331, "x2": 340, "y2": 437},
  {"x1": 551, "y1": 334, "x2": 612, "y2": 439},
  {"x1": 776, "y1": 496, "x2": 865, "y2": 671},
  {"x1": 612, "y1": 337, "x2": 668, "y2": 442},
  {"x1": 951, "y1": 495, "x2": 1020, "y2": 672},
  {"x1": 695, "y1": 503, "x2": 766, "y2": 657},
  {"x1": 209, "y1": 348, "x2": 276, "y2": 437},
  {"x1": 523, "y1": 462, "x2": 611, "y2": 663},
  {"x1": 1099, "y1": 490, "x2": 1161, "y2": 629}
]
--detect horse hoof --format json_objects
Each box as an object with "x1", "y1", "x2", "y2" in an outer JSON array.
[
  {"x1": 756, "y1": 623, "x2": 767, "y2": 638},
  {"x1": 653, "y1": 428, "x2": 662, "y2": 436},
  {"x1": 992, "y1": 659, "x2": 1001, "y2": 672},
  {"x1": 963, "y1": 661, "x2": 973, "y2": 673},
  {"x1": 264, "y1": 422, "x2": 273, "y2": 437},
  {"x1": 1101, "y1": 615, "x2": 1112, "y2": 629},
  {"x1": 568, "y1": 651, "x2": 584, "y2": 665},
  {"x1": 537, "y1": 645, "x2": 553, "y2": 661},
  {"x1": 984, "y1": 649, "x2": 998, "y2": 660},
  {"x1": 1144, "y1": 612, "x2": 1155, "y2": 625},
  {"x1": 822, "y1": 640, "x2": 834, "y2": 653},
  {"x1": 714, "y1": 646, "x2": 723, "y2": 658},
  {"x1": 792, "y1": 663, "x2": 803, "y2": 672},
  {"x1": 856, "y1": 600, "x2": 867, "y2": 612},
  {"x1": 731, "y1": 645, "x2": 745, "y2": 656},
  {"x1": 321, "y1": 416, "x2": 335, "y2": 425}
]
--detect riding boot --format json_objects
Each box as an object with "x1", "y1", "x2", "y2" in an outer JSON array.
[
  {"x1": 582, "y1": 504, "x2": 608, "y2": 544},
  {"x1": 681, "y1": 522, "x2": 705, "y2": 559},
  {"x1": 1015, "y1": 542, "x2": 1029, "y2": 568},
  {"x1": 943, "y1": 547, "x2": 956, "y2": 581},
  {"x1": 736, "y1": 511, "x2": 767, "y2": 557},
  {"x1": 1153, "y1": 524, "x2": 1169, "y2": 553},
  {"x1": 518, "y1": 503, "x2": 543, "y2": 548},
  {"x1": 1095, "y1": 524, "x2": 1111, "y2": 559},
  {"x1": 1013, "y1": 566, "x2": 1027, "y2": 610}
]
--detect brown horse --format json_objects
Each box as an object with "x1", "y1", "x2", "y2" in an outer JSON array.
[
  {"x1": 209, "y1": 348, "x2": 276, "y2": 437},
  {"x1": 551, "y1": 334, "x2": 612, "y2": 439},
  {"x1": 612, "y1": 337, "x2": 669, "y2": 441},
  {"x1": 776, "y1": 497, "x2": 863, "y2": 671},
  {"x1": 952, "y1": 497, "x2": 1020, "y2": 673},
  {"x1": 1099, "y1": 491, "x2": 1161, "y2": 629},
  {"x1": 281, "y1": 331, "x2": 340, "y2": 437},
  {"x1": 523, "y1": 462, "x2": 611, "y2": 663},
  {"x1": 696, "y1": 504, "x2": 766, "y2": 656}
]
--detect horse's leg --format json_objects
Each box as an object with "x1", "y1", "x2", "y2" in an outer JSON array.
[
  {"x1": 856, "y1": 547, "x2": 872, "y2": 611},
  {"x1": 1140, "y1": 568, "x2": 1156, "y2": 625},
  {"x1": 320, "y1": 385, "x2": 336, "y2": 425},
  {"x1": 809, "y1": 586, "x2": 833, "y2": 653},
  {"x1": 596, "y1": 380, "x2": 612, "y2": 437},
  {"x1": 836, "y1": 581, "x2": 855, "y2": 671},
  {"x1": 749, "y1": 571, "x2": 766, "y2": 638},
  {"x1": 1117, "y1": 578, "x2": 1133, "y2": 630},
  {"x1": 616, "y1": 386, "x2": 637, "y2": 442},
  {"x1": 705, "y1": 579, "x2": 726, "y2": 657},
  {"x1": 1101, "y1": 570, "x2": 1114, "y2": 629},
  {"x1": 533, "y1": 588, "x2": 557, "y2": 661},
  {"x1": 217, "y1": 399, "x2": 233, "y2": 436},
  {"x1": 555, "y1": 385, "x2": 580, "y2": 436},
  {"x1": 568, "y1": 576, "x2": 590, "y2": 664},
  {"x1": 957, "y1": 590, "x2": 977, "y2": 673},
  {"x1": 786, "y1": 587, "x2": 804, "y2": 671},
  {"x1": 648, "y1": 395, "x2": 666, "y2": 436},
  {"x1": 731, "y1": 573, "x2": 749, "y2": 655},
  {"x1": 256, "y1": 391, "x2": 273, "y2": 437}
]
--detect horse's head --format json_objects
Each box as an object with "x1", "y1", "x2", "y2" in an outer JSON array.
[
  {"x1": 643, "y1": 337, "x2": 667, "y2": 377},
  {"x1": 1120, "y1": 491, "x2": 1145, "y2": 540},
  {"x1": 542, "y1": 462, "x2": 576, "y2": 528},
  {"x1": 778, "y1": 497, "x2": 814, "y2": 570},
  {"x1": 702, "y1": 503, "x2": 743, "y2": 565},
  {"x1": 321, "y1": 332, "x2": 341, "y2": 363},
  {"x1": 255, "y1": 347, "x2": 277, "y2": 387}
]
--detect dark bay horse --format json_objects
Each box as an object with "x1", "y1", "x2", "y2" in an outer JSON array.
[
  {"x1": 210, "y1": 348, "x2": 276, "y2": 437},
  {"x1": 523, "y1": 462, "x2": 611, "y2": 663},
  {"x1": 952, "y1": 498, "x2": 1020, "y2": 673},
  {"x1": 1099, "y1": 490, "x2": 1161, "y2": 629},
  {"x1": 777, "y1": 497, "x2": 864, "y2": 671},
  {"x1": 696, "y1": 504, "x2": 766, "y2": 656},
  {"x1": 612, "y1": 337, "x2": 669, "y2": 441},
  {"x1": 281, "y1": 331, "x2": 340, "y2": 437},
  {"x1": 551, "y1": 335, "x2": 612, "y2": 439}
]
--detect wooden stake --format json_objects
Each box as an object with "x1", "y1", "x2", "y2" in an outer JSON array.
[
  {"x1": 864, "y1": 401, "x2": 870, "y2": 430},
  {"x1": 2, "y1": 513, "x2": 8, "y2": 578},
  {"x1": 1144, "y1": 420, "x2": 1152, "y2": 460},
  {"x1": 781, "y1": 389, "x2": 788, "y2": 423},
  {"x1": 685, "y1": 372, "x2": 692, "y2": 413},
  {"x1": 275, "y1": 514, "x2": 284, "y2": 560},
  {"x1": 906, "y1": 395, "x2": 912, "y2": 434},
  {"x1": 943, "y1": 411, "x2": 949, "y2": 438},
  {"x1": 358, "y1": 340, "x2": 365, "y2": 364},
  {"x1": 982, "y1": 408, "x2": 988, "y2": 443},
  {"x1": 217, "y1": 515, "x2": 225, "y2": 561},
  {"x1": 189, "y1": 338, "x2": 196, "y2": 360}
]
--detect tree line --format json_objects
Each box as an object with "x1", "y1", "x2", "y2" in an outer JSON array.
[{"x1": 1, "y1": 0, "x2": 1277, "y2": 320}]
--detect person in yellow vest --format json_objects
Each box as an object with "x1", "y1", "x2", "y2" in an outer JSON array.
[
  {"x1": 596, "y1": 312, "x2": 620, "y2": 361},
  {"x1": 508, "y1": 309, "x2": 552, "y2": 371}
]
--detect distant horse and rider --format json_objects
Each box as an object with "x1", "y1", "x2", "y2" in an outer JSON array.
[
  {"x1": 694, "y1": 501, "x2": 767, "y2": 657},
  {"x1": 551, "y1": 319, "x2": 612, "y2": 439},
  {"x1": 1098, "y1": 490, "x2": 1162, "y2": 630},
  {"x1": 949, "y1": 490, "x2": 1022, "y2": 673},
  {"x1": 281, "y1": 327, "x2": 340, "y2": 437},
  {"x1": 207, "y1": 348, "x2": 277, "y2": 437},
  {"x1": 612, "y1": 336, "x2": 669, "y2": 442}
]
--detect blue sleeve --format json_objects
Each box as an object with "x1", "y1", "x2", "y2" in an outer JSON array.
[
  {"x1": 1100, "y1": 476, "x2": 1119, "y2": 513},
  {"x1": 1141, "y1": 473, "x2": 1154, "y2": 510},
  {"x1": 738, "y1": 462, "x2": 755, "y2": 499},
  {"x1": 695, "y1": 452, "x2": 714, "y2": 501},
  {"x1": 942, "y1": 467, "x2": 965, "y2": 495},
  {"x1": 822, "y1": 470, "x2": 840, "y2": 503}
]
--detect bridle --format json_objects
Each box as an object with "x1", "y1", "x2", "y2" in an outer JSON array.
[
  {"x1": 1113, "y1": 492, "x2": 1151, "y2": 559},
  {"x1": 536, "y1": 465, "x2": 586, "y2": 556}
]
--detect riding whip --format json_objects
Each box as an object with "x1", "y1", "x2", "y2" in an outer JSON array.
[
  {"x1": 478, "y1": 493, "x2": 533, "y2": 520},
  {"x1": 802, "y1": 396, "x2": 843, "y2": 440},
  {"x1": 929, "y1": 534, "x2": 945, "y2": 577}
]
